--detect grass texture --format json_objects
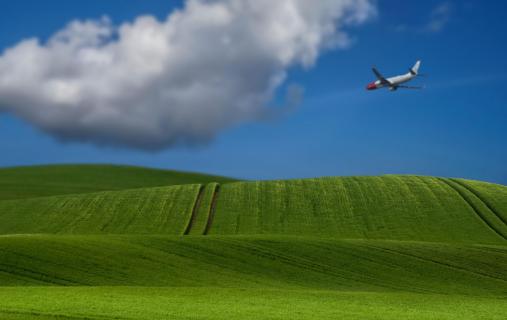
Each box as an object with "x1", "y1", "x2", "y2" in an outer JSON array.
[
  {"x1": 0, "y1": 288, "x2": 505, "y2": 320},
  {"x1": 1, "y1": 175, "x2": 505, "y2": 243},
  {"x1": 211, "y1": 176, "x2": 506, "y2": 243},
  {"x1": 0, "y1": 185, "x2": 200, "y2": 235},
  {"x1": 0, "y1": 166, "x2": 506, "y2": 319},
  {"x1": 0, "y1": 235, "x2": 504, "y2": 295}
]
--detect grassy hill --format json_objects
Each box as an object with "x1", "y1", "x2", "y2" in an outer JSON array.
[
  {"x1": 0, "y1": 164, "x2": 236, "y2": 200},
  {"x1": 0, "y1": 165, "x2": 506, "y2": 319},
  {"x1": 0, "y1": 235, "x2": 504, "y2": 295},
  {"x1": 0, "y1": 175, "x2": 505, "y2": 243},
  {"x1": 454, "y1": 178, "x2": 507, "y2": 223},
  {"x1": 0, "y1": 236, "x2": 505, "y2": 319},
  {"x1": 211, "y1": 176, "x2": 507, "y2": 243},
  {"x1": 0, "y1": 185, "x2": 200, "y2": 235}
]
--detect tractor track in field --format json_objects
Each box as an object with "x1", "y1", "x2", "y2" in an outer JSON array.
[
  {"x1": 204, "y1": 184, "x2": 220, "y2": 235},
  {"x1": 362, "y1": 243, "x2": 507, "y2": 283},
  {"x1": 184, "y1": 185, "x2": 205, "y2": 235},
  {"x1": 450, "y1": 178, "x2": 507, "y2": 227},
  {"x1": 439, "y1": 178, "x2": 507, "y2": 241}
]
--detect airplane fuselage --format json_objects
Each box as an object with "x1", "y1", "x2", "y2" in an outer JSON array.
[{"x1": 366, "y1": 72, "x2": 416, "y2": 91}]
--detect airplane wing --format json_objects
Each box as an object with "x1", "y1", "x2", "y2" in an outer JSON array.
[{"x1": 372, "y1": 67, "x2": 391, "y2": 85}]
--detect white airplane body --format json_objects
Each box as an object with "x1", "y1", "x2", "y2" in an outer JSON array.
[{"x1": 366, "y1": 61, "x2": 423, "y2": 91}]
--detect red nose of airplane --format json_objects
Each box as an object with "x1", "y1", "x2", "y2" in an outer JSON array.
[{"x1": 366, "y1": 82, "x2": 377, "y2": 90}]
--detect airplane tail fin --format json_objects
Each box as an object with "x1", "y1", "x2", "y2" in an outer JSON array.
[{"x1": 410, "y1": 60, "x2": 421, "y2": 75}]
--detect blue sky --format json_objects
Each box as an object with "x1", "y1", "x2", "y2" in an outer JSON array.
[{"x1": 1, "y1": 0, "x2": 506, "y2": 184}]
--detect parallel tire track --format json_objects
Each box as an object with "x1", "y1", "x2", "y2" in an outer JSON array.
[
  {"x1": 450, "y1": 178, "x2": 507, "y2": 226},
  {"x1": 362, "y1": 244, "x2": 507, "y2": 283},
  {"x1": 204, "y1": 184, "x2": 220, "y2": 235},
  {"x1": 183, "y1": 185, "x2": 205, "y2": 235},
  {"x1": 439, "y1": 178, "x2": 507, "y2": 241}
]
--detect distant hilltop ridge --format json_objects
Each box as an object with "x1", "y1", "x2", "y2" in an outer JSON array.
[
  {"x1": 0, "y1": 164, "x2": 237, "y2": 200},
  {"x1": 0, "y1": 165, "x2": 505, "y2": 244}
]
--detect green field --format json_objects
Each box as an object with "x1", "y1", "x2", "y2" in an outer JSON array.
[
  {"x1": 0, "y1": 165, "x2": 506, "y2": 319},
  {"x1": 0, "y1": 185, "x2": 201, "y2": 235},
  {"x1": 211, "y1": 176, "x2": 507, "y2": 243},
  {"x1": 0, "y1": 288, "x2": 505, "y2": 320}
]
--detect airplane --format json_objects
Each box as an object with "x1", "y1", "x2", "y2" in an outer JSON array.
[{"x1": 366, "y1": 60, "x2": 424, "y2": 91}]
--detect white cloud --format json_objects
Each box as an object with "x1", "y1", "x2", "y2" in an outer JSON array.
[
  {"x1": 0, "y1": 0, "x2": 375, "y2": 151},
  {"x1": 423, "y1": 2, "x2": 452, "y2": 33}
]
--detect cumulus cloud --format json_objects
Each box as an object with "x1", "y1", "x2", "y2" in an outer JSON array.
[{"x1": 0, "y1": 0, "x2": 375, "y2": 151}]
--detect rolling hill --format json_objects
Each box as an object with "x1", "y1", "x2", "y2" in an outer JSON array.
[
  {"x1": 0, "y1": 165, "x2": 505, "y2": 319},
  {"x1": 211, "y1": 176, "x2": 507, "y2": 242},
  {"x1": 0, "y1": 164, "x2": 236, "y2": 200},
  {"x1": 0, "y1": 235, "x2": 505, "y2": 295},
  {"x1": 0, "y1": 174, "x2": 505, "y2": 243}
]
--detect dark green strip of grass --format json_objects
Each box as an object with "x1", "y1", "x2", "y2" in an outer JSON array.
[
  {"x1": 189, "y1": 183, "x2": 219, "y2": 235},
  {"x1": 0, "y1": 235, "x2": 505, "y2": 296},
  {"x1": 0, "y1": 164, "x2": 236, "y2": 200}
]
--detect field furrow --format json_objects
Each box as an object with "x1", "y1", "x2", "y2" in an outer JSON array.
[
  {"x1": 184, "y1": 185, "x2": 205, "y2": 235},
  {"x1": 451, "y1": 178, "x2": 507, "y2": 226},
  {"x1": 204, "y1": 184, "x2": 221, "y2": 235},
  {"x1": 440, "y1": 178, "x2": 507, "y2": 240},
  {"x1": 188, "y1": 183, "x2": 219, "y2": 235}
]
